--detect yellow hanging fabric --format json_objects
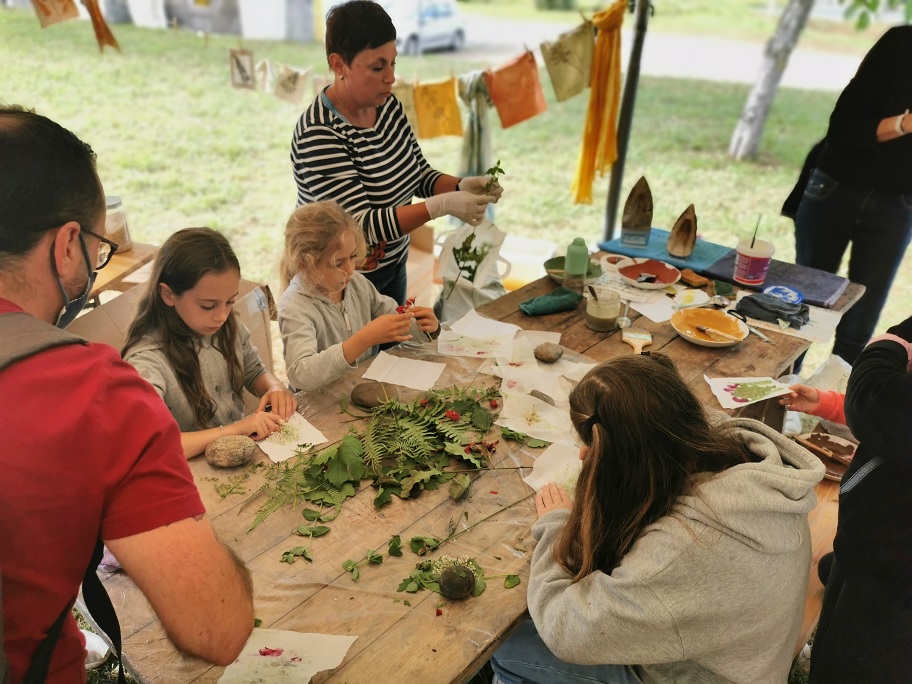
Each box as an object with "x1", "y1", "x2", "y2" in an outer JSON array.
[
  {"x1": 414, "y1": 77, "x2": 463, "y2": 139},
  {"x1": 572, "y1": 0, "x2": 625, "y2": 204},
  {"x1": 392, "y1": 81, "x2": 420, "y2": 134}
]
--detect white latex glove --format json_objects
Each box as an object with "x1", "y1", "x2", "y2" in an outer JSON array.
[
  {"x1": 457, "y1": 175, "x2": 504, "y2": 203},
  {"x1": 425, "y1": 191, "x2": 493, "y2": 225}
]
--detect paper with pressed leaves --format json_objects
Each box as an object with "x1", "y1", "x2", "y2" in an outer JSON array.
[
  {"x1": 31, "y1": 0, "x2": 78, "y2": 28},
  {"x1": 273, "y1": 64, "x2": 310, "y2": 105},
  {"x1": 219, "y1": 628, "x2": 357, "y2": 683},
  {"x1": 495, "y1": 392, "x2": 573, "y2": 445},
  {"x1": 704, "y1": 375, "x2": 791, "y2": 409},
  {"x1": 392, "y1": 81, "x2": 419, "y2": 133},
  {"x1": 523, "y1": 441, "x2": 582, "y2": 497},
  {"x1": 258, "y1": 412, "x2": 328, "y2": 463}
]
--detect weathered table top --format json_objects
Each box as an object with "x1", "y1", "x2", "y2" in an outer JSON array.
[
  {"x1": 89, "y1": 242, "x2": 158, "y2": 299},
  {"x1": 96, "y1": 271, "x2": 863, "y2": 683}
]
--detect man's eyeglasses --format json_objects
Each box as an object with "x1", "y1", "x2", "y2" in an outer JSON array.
[{"x1": 80, "y1": 228, "x2": 119, "y2": 271}]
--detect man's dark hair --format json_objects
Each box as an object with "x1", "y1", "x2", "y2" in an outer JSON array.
[
  {"x1": 0, "y1": 105, "x2": 105, "y2": 258},
  {"x1": 325, "y1": 0, "x2": 396, "y2": 65}
]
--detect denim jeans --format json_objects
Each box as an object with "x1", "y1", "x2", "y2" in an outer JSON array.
[
  {"x1": 361, "y1": 257, "x2": 408, "y2": 306},
  {"x1": 490, "y1": 619, "x2": 642, "y2": 684},
  {"x1": 795, "y1": 168, "x2": 912, "y2": 364}
]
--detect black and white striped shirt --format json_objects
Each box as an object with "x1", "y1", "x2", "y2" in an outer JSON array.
[{"x1": 291, "y1": 92, "x2": 443, "y2": 272}]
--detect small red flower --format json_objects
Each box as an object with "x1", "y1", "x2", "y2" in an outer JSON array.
[
  {"x1": 259, "y1": 647, "x2": 283, "y2": 656},
  {"x1": 445, "y1": 409, "x2": 460, "y2": 421},
  {"x1": 464, "y1": 446, "x2": 472, "y2": 454},
  {"x1": 435, "y1": 608, "x2": 443, "y2": 617},
  {"x1": 396, "y1": 296, "x2": 417, "y2": 314},
  {"x1": 490, "y1": 399, "x2": 498, "y2": 408},
  {"x1": 490, "y1": 491, "x2": 499, "y2": 495},
  {"x1": 420, "y1": 398, "x2": 428, "y2": 406}
]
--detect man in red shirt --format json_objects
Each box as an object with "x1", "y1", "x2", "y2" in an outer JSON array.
[{"x1": 0, "y1": 106, "x2": 254, "y2": 681}]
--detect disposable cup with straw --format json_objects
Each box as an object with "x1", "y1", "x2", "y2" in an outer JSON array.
[{"x1": 733, "y1": 215, "x2": 775, "y2": 286}]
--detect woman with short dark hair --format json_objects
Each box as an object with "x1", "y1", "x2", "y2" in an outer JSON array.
[{"x1": 291, "y1": 0, "x2": 502, "y2": 304}]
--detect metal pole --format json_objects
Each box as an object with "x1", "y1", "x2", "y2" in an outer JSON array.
[{"x1": 603, "y1": 0, "x2": 651, "y2": 242}]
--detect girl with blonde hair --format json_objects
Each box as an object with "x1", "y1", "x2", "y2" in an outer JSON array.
[
  {"x1": 278, "y1": 201, "x2": 438, "y2": 391},
  {"x1": 123, "y1": 227, "x2": 296, "y2": 458},
  {"x1": 491, "y1": 353, "x2": 825, "y2": 684}
]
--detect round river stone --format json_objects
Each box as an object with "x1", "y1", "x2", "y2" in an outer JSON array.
[
  {"x1": 205, "y1": 435, "x2": 256, "y2": 468},
  {"x1": 533, "y1": 342, "x2": 564, "y2": 364},
  {"x1": 439, "y1": 565, "x2": 476, "y2": 600},
  {"x1": 351, "y1": 381, "x2": 400, "y2": 409}
]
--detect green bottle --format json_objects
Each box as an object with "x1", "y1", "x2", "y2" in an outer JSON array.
[{"x1": 564, "y1": 237, "x2": 589, "y2": 294}]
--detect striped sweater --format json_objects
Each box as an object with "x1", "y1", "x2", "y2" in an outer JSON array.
[{"x1": 291, "y1": 91, "x2": 443, "y2": 273}]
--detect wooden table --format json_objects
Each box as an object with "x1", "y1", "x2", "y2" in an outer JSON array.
[
  {"x1": 91, "y1": 272, "x2": 862, "y2": 681},
  {"x1": 90, "y1": 242, "x2": 158, "y2": 300}
]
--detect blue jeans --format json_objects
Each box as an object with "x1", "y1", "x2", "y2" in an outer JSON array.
[
  {"x1": 361, "y1": 257, "x2": 408, "y2": 306},
  {"x1": 490, "y1": 619, "x2": 641, "y2": 684},
  {"x1": 795, "y1": 169, "x2": 912, "y2": 364}
]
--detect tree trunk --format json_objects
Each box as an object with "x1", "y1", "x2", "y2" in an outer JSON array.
[{"x1": 728, "y1": 0, "x2": 815, "y2": 160}]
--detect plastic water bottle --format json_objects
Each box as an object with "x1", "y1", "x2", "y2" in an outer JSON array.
[{"x1": 564, "y1": 237, "x2": 589, "y2": 295}]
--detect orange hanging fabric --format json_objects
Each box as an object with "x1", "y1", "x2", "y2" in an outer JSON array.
[
  {"x1": 572, "y1": 0, "x2": 625, "y2": 204},
  {"x1": 483, "y1": 50, "x2": 547, "y2": 130},
  {"x1": 80, "y1": 0, "x2": 120, "y2": 51},
  {"x1": 30, "y1": 0, "x2": 79, "y2": 28}
]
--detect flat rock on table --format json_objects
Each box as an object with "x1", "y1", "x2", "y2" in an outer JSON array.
[
  {"x1": 351, "y1": 381, "x2": 400, "y2": 409},
  {"x1": 205, "y1": 435, "x2": 256, "y2": 467}
]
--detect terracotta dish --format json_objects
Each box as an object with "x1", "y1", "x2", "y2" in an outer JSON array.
[
  {"x1": 670, "y1": 308, "x2": 748, "y2": 348},
  {"x1": 617, "y1": 258, "x2": 681, "y2": 290}
]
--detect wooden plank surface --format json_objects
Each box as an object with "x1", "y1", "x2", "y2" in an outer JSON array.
[
  {"x1": 101, "y1": 268, "x2": 856, "y2": 682},
  {"x1": 90, "y1": 242, "x2": 157, "y2": 298}
]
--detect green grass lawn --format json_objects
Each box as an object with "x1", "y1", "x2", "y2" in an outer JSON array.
[{"x1": 1, "y1": 6, "x2": 908, "y2": 376}]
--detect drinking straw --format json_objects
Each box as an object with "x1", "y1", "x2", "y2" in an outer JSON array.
[{"x1": 750, "y1": 215, "x2": 761, "y2": 249}]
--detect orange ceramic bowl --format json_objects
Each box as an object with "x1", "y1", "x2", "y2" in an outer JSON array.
[{"x1": 670, "y1": 308, "x2": 748, "y2": 347}]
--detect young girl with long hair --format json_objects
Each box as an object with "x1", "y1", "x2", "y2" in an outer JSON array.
[
  {"x1": 278, "y1": 201, "x2": 439, "y2": 391},
  {"x1": 123, "y1": 227, "x2": 296, "y2": 458},
  {"x1": 491, "y1": 353, "x2": 825, "y2": 684}
]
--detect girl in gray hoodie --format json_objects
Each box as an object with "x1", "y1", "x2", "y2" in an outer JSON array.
[{"x1": 491, "y1": 353, "x2": 825, "y2": 684}]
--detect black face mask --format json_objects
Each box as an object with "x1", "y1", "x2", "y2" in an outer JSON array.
[{"x1": 52, "y1": 234, "x2": 96, "y2": 329}]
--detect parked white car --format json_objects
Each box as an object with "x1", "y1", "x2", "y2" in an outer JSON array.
[{"x1": 382, "y1": 0, "x2": 466, "y2": 55}]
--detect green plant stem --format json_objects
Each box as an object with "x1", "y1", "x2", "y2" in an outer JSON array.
[{"x1": 434, "y1": 493, "x2": 534, "y2": 550}]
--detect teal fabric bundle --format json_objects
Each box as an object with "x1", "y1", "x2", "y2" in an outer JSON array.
[{"x1": 519, "y1": 287, "x2": 582, "y2": 316}]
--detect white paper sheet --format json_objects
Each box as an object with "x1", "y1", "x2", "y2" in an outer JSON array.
[
  {"x1": 449, "y1": 309, "x2": 521, "y2": 338},
  {"x1": 704, "y1": 375, "x2": 792, "y2": 409},
  {"x1": 258, "y1": 413, "x2": 328, "y2": 463},
  {"x1": 437, "y1": 330, "x2": 516, "y2": 360},
  {"x1": 522, "y1": 441, "x2": 582, "y2": 497},
  {"x1": 495, "y1": 392, "x2": 574, "y2": 444},
  {"x1": 591, "y1": 271, "x2": 654, "y2": 303},
  {"x1": 362, "y1": 351, "x2": 445, "y2": 391},
  {"x1": 631, "y1": 291, "x2": 676, "y2": 323},
  {"x1": 218, "y1": 628, "x2": 357, "y2": 683}
]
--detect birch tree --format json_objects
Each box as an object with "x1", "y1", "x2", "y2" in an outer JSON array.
[{"x1": 727, "y1": 0, "x2": 814, "y2": 161}]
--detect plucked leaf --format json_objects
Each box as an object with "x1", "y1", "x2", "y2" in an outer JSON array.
[
  {"x1": 410, "y1": 536, "x2": 442, "y2": 555},
  {"x1": 280, "y1": 546, "x2": 312, "y2": 564},
  {"x1": 388, "y1": 535, "x2": 403, "y2": 557},
  {"x1": 448, "y1": 473, "x2": 471, "y2": 501},
  {"x1": 504, "y1": 575, "x2": 521, "y2": 589},
  {"x1": 295, "y1": 525, "x2": 330, "y2": 538}
]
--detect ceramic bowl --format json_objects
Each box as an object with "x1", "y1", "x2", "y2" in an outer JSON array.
[
  {"x1": 616, "y1": 258, "x2": 681, "y2": 290},
  {"x1": 670, "y1": 308, "x2": 748, "y2": 348},
  {"x1": 544, "y1": 256, "x2": 603, "y2": 285}
]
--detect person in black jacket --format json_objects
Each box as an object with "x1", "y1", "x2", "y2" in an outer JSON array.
[
  {"x1": 809, "y1": 314, "x2": 912, "y2": 683},
  {"x1": 791, "y1": 27, "x2": 912, "y2": 365}
]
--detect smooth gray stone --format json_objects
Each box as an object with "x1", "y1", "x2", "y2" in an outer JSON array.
[
  {"x1": 205, "y1": 435, "x2": 256, "y2": 468},
  {"x1": 351, "y1": 381, "x2": 400, "y2": 409},
  {"x1": 533, "y1": 342, "x2": 564, "y2": 363}
]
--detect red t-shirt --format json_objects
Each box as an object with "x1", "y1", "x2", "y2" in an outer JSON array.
[{"x1": 0, "y1": 301, "x2": 205, "y2": 683}]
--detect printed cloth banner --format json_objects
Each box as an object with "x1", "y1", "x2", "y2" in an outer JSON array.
[
  {"x1": 274, "y1": 64, "x2": 310, "y2": 105},
  {"x1": 541, "y1": 21, "x2": 594, "y2": 103},
  {"x1": 483, "y1": 51, "x2": 547, "y2": 130},
  {"x1": 414, "y1": 77, "x2": 463, "y2": 139},
  {"x1": 255, "y1": 59, "x2": 274, "y2": 93},
  {"x1": 572, "y1": 0, "x2": 625, "y2": 203},
  {"x1": 391, "y1": 81, "x2": 419, "y2": 134},
  {"x1": 457, "y1": 70, "x2": 493, "y2": 178},
  {"x1": 81, "y1": 0, "x2": 120, "y2": 51},
  {"x1": 229, "y1": 49, "x2": 255, "y2": 89},
  {"x1": 31, "y1": 0, "x2": 78, "y2": 28}
]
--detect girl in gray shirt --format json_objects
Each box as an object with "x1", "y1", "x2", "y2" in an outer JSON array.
[{"x1": 278, "y1": 202, "x2": 439, "y2": 392}]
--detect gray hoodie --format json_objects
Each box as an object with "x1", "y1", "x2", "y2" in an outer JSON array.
[
  {"x1": 124, "y1": 322, "x2": 266, "y2": 431},
  {"x1": 528, "y1": 418, "x2": 825, "y2": 684},
  {"x1": 278, "y1": 272, "x2": 423, "y2": 391}
]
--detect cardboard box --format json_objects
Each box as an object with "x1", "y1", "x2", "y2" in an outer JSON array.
[
  {"x1": 69, "y1": 280, "x2": 276, "y2": 409},
  {"x1": 406, "y1": 224, "x2": 439, "y2": 308}
]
